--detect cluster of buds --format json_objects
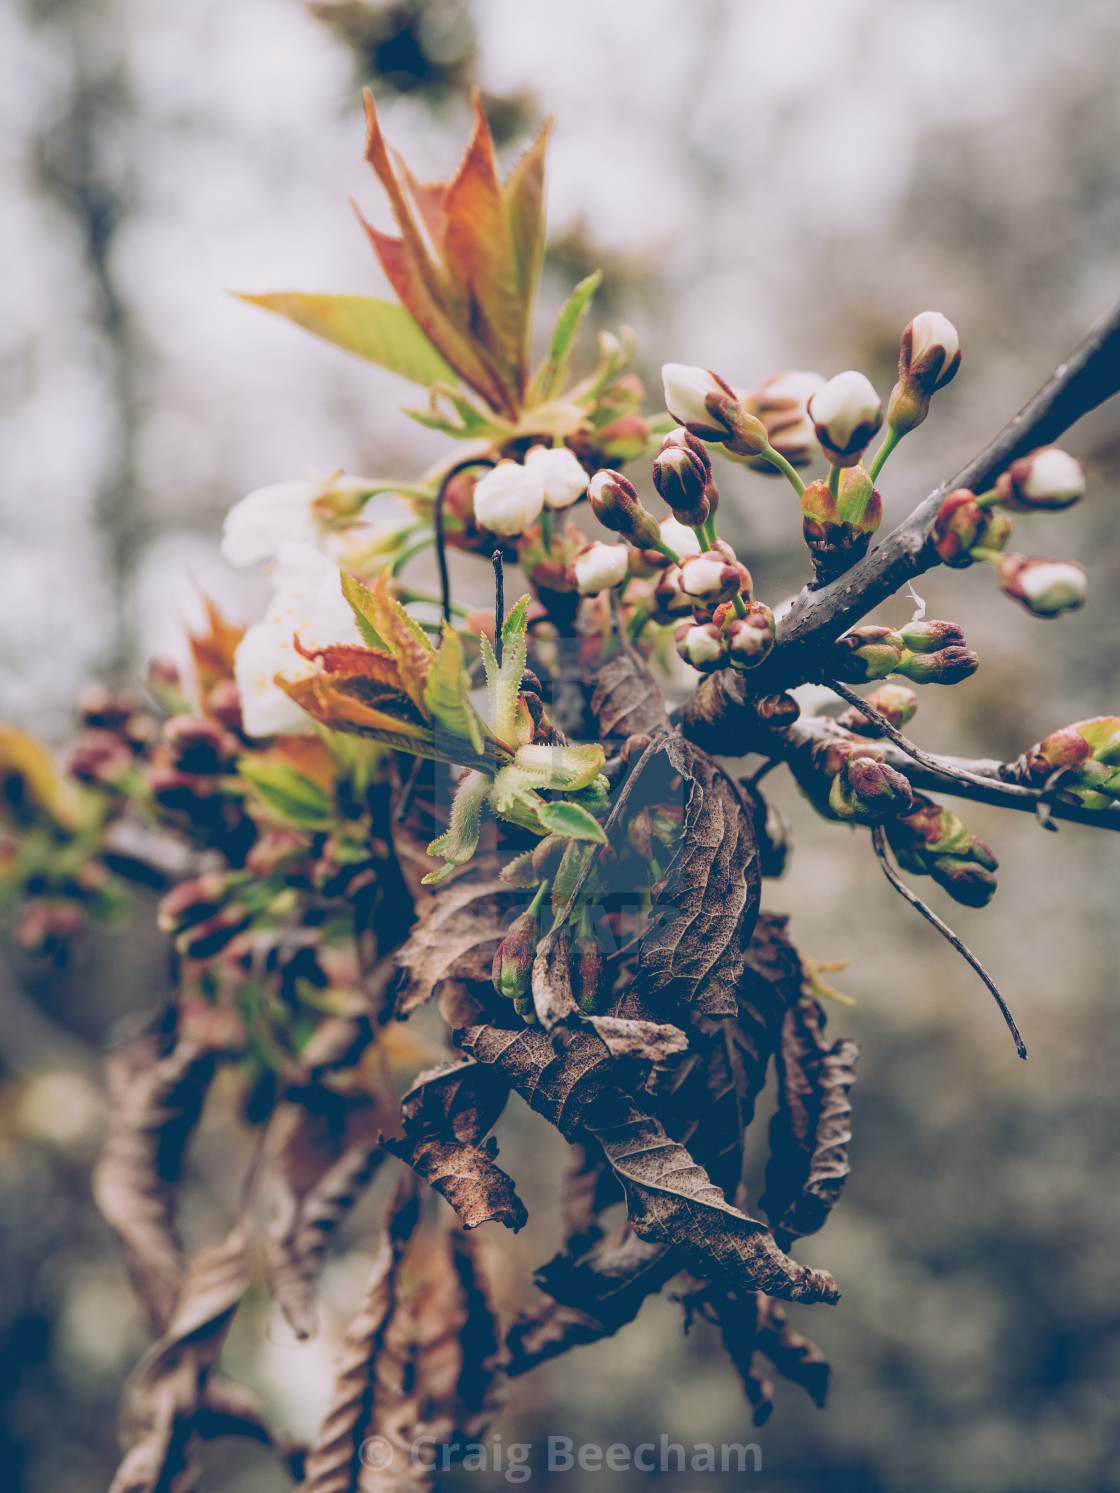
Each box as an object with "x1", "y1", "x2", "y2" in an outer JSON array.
[
  {"x1": 885, "y1": 311, "x2": 961, "y2": 437},
  {"x1": 68, "y1": 685, "x2": 159, "y2": 791},
  {"x1": 472, "y1": 444, "x2": 589, "y2": 537},
  {"x1": 800, "y1": 463, "x2": 883, "y2": 584},
  {"x1": 157, "y1": 868, "x2": 253, "y2": 959},
  {"x1": 932, "y1": 488, "x2": 1012, "y2": 568},
  {"x1": 740, "y1": 371, "x2": 826, "y2": 469},
  {"x1": 832, "y1": 620, "x2": 979, "y2": 686},
  {"x1": 651, "y1": 429, "x2": 717, "y2": 526},
  {"x1": 886, "y1": 798, "x2": 999, "y2": 907},
  {"x1": 1016, "y1": 716, "x2": 1120, "y2": 809},
  {"x1": 828, "y1": 747, "x2": 913, "y2": 826}
]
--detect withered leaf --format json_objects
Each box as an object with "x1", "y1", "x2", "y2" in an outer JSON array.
[
  {"x1": 394, "y1": 876, "x2": 521, "y2": 1016},
  {"x1": 531, "y1": 926, "x2": 580, "y2": 1029},
  {"x1": 459, "y1": 1024, "x2": 838, "y2": 1305},
  {"x1": 636, "y1": 736, "x2": 761, "y2": 1019},
  {"x1": 590, "y1": 652, "x2": 670, "y2": 744},
  {"x1": 587, "y1": 1014, "x2": 689, "y2": 1067},
  {"x1": 385, "y1": 1062, "x2": 527, "y2": 1232},
  {"x1": 707, "y1": 1289, "x2": 775, "y2": 1427},
  {"x1": 755, "y1": 1291, "x2": 831, "y2": 1409},
  {"x1": 110, "y1": 1221, "x2": 255, "y2": 1493},
  {"x1": 93, "y1": 1026, "x2": 216, "y2": 1333},
  {"x1": 762, "y1": 996, "x2": 859, "y2": 1245},
  {"x1": 265, "y1": 1092, "x2": 387, "y2": 1338},
  {"x1": 505, "y1": 1228, "x2": 678, "y2": 1378},
  {"x1": 557, "y1": 1141, "x2": 620, "y2": 1258}
]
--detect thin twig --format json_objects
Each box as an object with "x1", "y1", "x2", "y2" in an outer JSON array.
[
  {"x1": 553, "y1": 730, "x2": 669, "y2": 931},
  {"x1": 825, "y1": 678, "x2": 1039, "y2": 798},
  {"x1": 492, "y1": 550, "x2": 505, "y2": 666},
  {"x1": 870, "y1": 825, "x2": 1027, "y2": 1060},
  {"x1": 433, "y1": 457, "x2": 495, "y2": 624},
  {"x1": 393, "y1": 756, "x2": 424, "y2": 824}
]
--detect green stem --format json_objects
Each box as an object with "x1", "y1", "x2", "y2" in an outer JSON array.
[
  {"x1": 731, "y1": 593, "x2": 748, "y2": 619},
  {"x1": 827, "y1": 463, "x2": 842, "y2": 499},
  {"x1": 759, "y1": 443, "x2": 806, "y2": 497},
  {"x1": 389, "y1": 534, "x2": 435, "y2": 576},
  {"x1": 694, "y1": 523, "x2": 713, "y2": 553},
  {"x1": 397, "y1": 586, "x2": 470, "y2": 618},
  {"x1": 867, "y1": 426, "x2": 903, "y2": 483},
  {"x1": 654, "y1": 540, "x2": 681, "y2": 564},
  {"x1": 973, "y1": 488, "x2": 1001, "y2": 509},
  {"x1": 626, "y1": 601, "x2": 651, "y2": 644},
  {"x1": 702, "y1": 513, "x2": 719, "y2": 546},
  {"x1": 968, "y1": 547, "x2": 1003, "y2": 567},
  {"x1": 540, "y1": 508, "x2": 553, "y2": 550},
  {"x1": 528, "y1": 879, "x2": 551, "y2": 919}
]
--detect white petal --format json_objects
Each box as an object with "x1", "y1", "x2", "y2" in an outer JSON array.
[
  {"x1": 659, "y1": 517, "x2": 702, "y2": 557},
  {"x1": 221, "y1": 481, "x2": 320, "y2": 567},
  {"x1": 573, "y1": 543, "x2": 630, "y2": 595},
  {"x1": 527, "y1": 445, "x2": 589, "y2": 509},
  {"x1": 910, "y1": 311, "x2": 959, "y2": 367},
  {"x1": 662, "y1": 363, "x2": 722, "y2": 427},
  {"x1": 809, "y1": 371, "x2": 882, "y2": 450},
  {"x1": 1023, "y1": 448, "x2": 1085, "y2": 501},
  {"x1": 473, "y1": 461, "x2": 544, "y2": 535}
]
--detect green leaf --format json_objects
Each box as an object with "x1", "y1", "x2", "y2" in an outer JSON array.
[
  {"x1": 530, "y1": 270, "x2": 602, "y2": 403},
  {"x1": 487, "y1": 766, "x2": 546, "y2": 834},
  {"x1": 424, "y1": 769, "x2": 489, "y2": 884},
  {"x1": 239, "y1": 759, "x2": 333, "y2": 829},
  {"x1": 482, "y1": 594, "x2": 530, "y2": 744},
  {"x1": 340, "y1": 572, "x2": 386, "y2": 649},
  {"x1": 424, "y1": 626, "x2": 486, "y2": 757},
  {"x1": 535, "y1": 800, "x2": 608, "y2": 843},
  {"x1": 512, "y1": 742, "x2": 606, "y2": 792},
  {"x1": 236, "y1": 293, "x2": 458, "y2": 388}
]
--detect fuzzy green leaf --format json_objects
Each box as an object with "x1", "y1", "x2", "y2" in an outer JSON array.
[
  {"x1": 424, "y1": 769, "x2": 490, "y2": 885},
  {"x1": 535, "y1": 800, "x2": 608, "y2": 843},
  {"x1": 424, "y1": 625, "x2": 486, "y2": 757},
  {"x1": 482, "y1": 594, "x2": 530, "y2": 744},
  {"x1": 339, "y1": 572, "x2": 386, "y2": 649}
]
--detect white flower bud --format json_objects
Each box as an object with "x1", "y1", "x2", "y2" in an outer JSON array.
[
  {"x1": 742, "y1": 371, "x2": 826, "y2": 467},
  {"x1": 907, "y1": 311, "x2": 960, "y2": 389},
  {"x1": 998, "y1": 554, "x2": 1088, "y2": 617},
  {"x1": 808, "y1": 371, "x2": 883, "y2": 467},
  {"x1": 234, "y1": 542, "x2": 362, "y2": 737},
  {"x1": 678, "y1": 552, "x2": 742, "y2": 604},
  {"x1": 659, "y1": 517, "x2": 702, "y2": 558},
  {"x1": 997, "y1": 446, "x2": 1086, "y2": 511},
  {"x1": 674, "y1": 621, "x2": 727, "y2": 674},
  {"x1": 525, "y1": 444, "x2": 589, "y2": 509},
  {"x1": 661, "y1": 364, "x2": 728, "y2": 431},
  {"x1": 473, "y1": 460, "x2": 545, "y2": 536},
  {"x1": 573, "y1": 542, "x2": 630, "y2": 596}
]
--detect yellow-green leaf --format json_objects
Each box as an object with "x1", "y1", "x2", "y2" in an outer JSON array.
[
  {"x1": 235, "y1": 292, "x2": 457, "y2": 388},
  {"x1": 531, "y1": 269, "x2": 601, "y2": 403},
  {"x1": 340, "y1": 572, "x2": 386, "y2": 649},
  {"x1": 424, "y1": 769, "x2": 489, "y2": 884},
  {"x1": 535, "y1": 800, "x2": 607, "y2": 843},
  {"x1": 424, "y1": 626, "x2": 486, "y2": 757}
]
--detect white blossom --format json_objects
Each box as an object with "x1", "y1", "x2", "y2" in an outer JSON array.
[
  {"x1": 1016, "y1": 560, "x2": 1088, "y2": 616},
  {"x1": 661, "y1": 363, "x2": 726, "y2": 428},
  {"x1": 221, "y1": 474, "x2": 376, "y2": 567},
  {"x1": 472, "y1": 460, "x2": 544, "y2": 535},
  {"x1": 659, "y1": 516, "x2": 702, "y2": 558},
  {"x1": 525, "y1": 445, "x2": 588, "y2": 509},
  {"x1": 234, "y1": 542, "x2": 361, "y2": 737},
  {"x1": 908, "y1": 312, "x2": 960, "y2": 377},
  {"x1": 808, "y1": 370, "x2": 883, "y2": 461},
  {"x1": 573, "y1": 543, "x2": 630, "y2": 596},
  {"x1": 1019, "y1": 447, "x2": 1086, "y2": 506}
]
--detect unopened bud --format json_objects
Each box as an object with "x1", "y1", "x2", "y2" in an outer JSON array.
[
  {"x1": 572, "y1": 542, "x2": 631, "y2": 596},
  {"x1": 726, "y1": 604, "x2": 776, "y2": 670},
  {"x1": 932, "y1": 489, "x2": 1012, "y2": 568},
  {"x1": 653, "y1": 565, "x2": 698, "y2": 619},
  {"x1": 588, "y1": 470, "x2": 663, "y2": 548},
  {"x1": 837, "y1": 683, "x2": 918, "y2": 736},
  {"x1": 887, "y1": 311, "x2": 960, "y2": 434},
  {"x1": 473, "y1": 460, "x2": 544, "y2": 536},
  {"x1": 832, "y1": 626, "x2": 906, "y2": 682},
  {"x1": 164, "y1": 715, "x2": 240, "y2": 774},
  {"x1": 898, "y1": 619, "x2": 966, "y2": 653},
  {"x1": 593, "y1": 414, "x2": 651, "y2": 463},
  {"x1": 652, "y1": 430, "x2": 715, "y2": 525},
  {"x1": 661, "y1": 363, "x2": 768, "y2": 456},
  {"x1": 808, "y1": 371, "x2": 883, "y2": 467},
  {"x1": 994, "y1": 446, "x2": 1085, "y2": 512},
  {"x1": 829, "y1": 750, "x2": 913, "y2": 825},
  {"x1": 68, "y1": 729, "x2": 135, "y2": 787},
  {"x1": 573, "y1": 933, "x2": 605, "y2": 1013},
  {"x1": 996, "y1": 554, "x2": 1087, "y2": 617},
  {"x1": 887, "y1": 800, "x2": 998, "y2": 907},
  {"x1": 678, "y1": 552, "x2": 742, "y2": 605},
  {"x1": 897, "y1": 646, "x2": 979, "y2": 685},
  {"x1": 492, "y1": 910, "x2": 540, "y2": 1001},
  {"x1": 741, "y1": 371, "x2": 826, "y2": 468},
  {"x1": 675, "y1": 621, "x2": 728, "y2": 674},
  {"x1": 755, "y1": 692, "x2": 801, "y2": 727}
]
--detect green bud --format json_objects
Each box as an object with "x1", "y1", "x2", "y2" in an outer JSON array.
[
  {"x1": 828, "y1": 751, "x2": 913, "y2": 825},
  {"x1": 492, "y1": 910, "x2": 539, "y2": 1001}
]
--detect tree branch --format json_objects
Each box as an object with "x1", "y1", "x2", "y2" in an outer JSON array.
[{"x1": 756, "y1": 297, "x2": 1120, "y2": 687}]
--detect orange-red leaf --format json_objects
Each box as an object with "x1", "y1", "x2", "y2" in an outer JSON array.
[
  {"x1": 503, "y1": 117, "x2": 551, "y2": 338},
  {"x1": 292, "y1": 636, "x2": 403, "y2": 689},
  {"x1": 189, "y1": 596, "x2": 245, "y2": 696}
]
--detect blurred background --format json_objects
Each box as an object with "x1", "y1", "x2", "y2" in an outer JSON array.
[{"x1": 3, "y1": 0, "x2": 1120, "y2": 1488}]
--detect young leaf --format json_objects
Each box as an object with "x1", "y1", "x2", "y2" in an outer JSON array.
[
  {"x1": 482, "y1": 593, "x2": 530, "y2": 744},
  {"x1": 367, "y1": 571, "x2": 436, "y2": 716},
  {"x1": 234, "y1": 292, "x2": 457, "y2": 388},
  {"x1": 239, "y1": 757, "x2": 334, "y2": 829},
  {"x1": 535, "y1": 800, "x2": 608, "y2": 843},
  {"x1": 531, "y1": 269, "x2": 602, "y2": 403},
  {"x1": 339, "y1": 571, "x2": 386, "y2": 649},
  {"x1": 512, "y1": 742, "x2": 606, "y2": 792},
  {"x1": 424, "y1": 770, "x2": 491, "y2": 885},
  {"x1": 424, "y1": 625, "x2": 486, "y2": 758},
  {"x1": 503, "y1": 119, "x2": 552, "y2": 332}
]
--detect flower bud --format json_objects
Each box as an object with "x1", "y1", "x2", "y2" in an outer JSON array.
[
  {"x1": 163, "y1": 715, "x2": 240, "y2": 774},
  {"x1": 473, "y1": 459, "x2": 544, "y2": 536},
  {"x1": 678, "y1": 552, "x2": 742, "y2": 605},
  {"x1": 675, "y1": 621, "x2": 728, "y2": 673},
  {"x1": 588, "y1": 470, "x2": 663, "y2": 548},
  {"x1": 829, "y1": 750, "x2": 913, "y2": 825},
  {"x1": 837, "y1": 683, "x2": 918, "y2": 736},
  {"x1": 887, "y1": 799, "x2": 998, "y2": 907},
  {"x1": 492, "y1": 910, "x2": 540, "y2": 1001},
  {"x1": 897, "y1": 619, "x2": 965, "y2": 653},
  {"x1": 525, "y1": 444, "x2": 589, "y2": 510},
  {"x1": 652, "y1": 430, "x2": 715, "y2": 526},
  {"x1": 592, "y1": 414, "x2": 651, "y2": 463},
  {"x1": 808, "y1": 371, "x2": 883, "y2": 467},
  {"x1": 661, "y1": 364, "x2": 768, "y2": 456},
  {"x1": 572, "y1": 542, "x2": 631, "y2": 596},
  {"x1": 996, "y1": 554, "x2": 1087, "y2": 617},
  {"x1": 726, "y1": 604, "x2": 776, "y2": 670},
  {"x1": 652, "y1": 565, "x2": 695, "y2": 619},
  {"x1": 741, "y1": 371, "x2": 826, "y2": 469},
  {"x1": 517, "y1": 520, "x2": 584, "y2": 594},
  {"x1": 932, "y1": 489, "x2": 1012, "y2": 568},
  {"x1": 800, "y1": 465, "x2": 883, "y2": 584},
  {"x1": 994, "y1": 446, "x2": 1085, "y2": 512},
  {"x1": 897, "y1": 646, "x2": 979, "y2": 685},
  {"x1": 887, "y1": 312, "x2": 960, "y2": 435},
  {"x1": 68, "y1": 729, "x2": 135, "y2": 788},
  {"x1": 206, "y1": 679, "x2": 244, "y2": 735},
  {"x1": 755, "y1": 692, "x2": 801, "y2": 727},
  {"x1": 573, "y1": 933, "x2": 605, "y2": 1013},
  {"x1": 832, "y1": 626, "x2": 907, "y2": 682}
]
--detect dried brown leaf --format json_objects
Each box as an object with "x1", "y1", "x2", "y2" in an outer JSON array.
[
  {"x1": 557, "y1": 1141, "x2": 620, "y2": 1258},
  {"x1": 755, "y1": 1291, "x2": 831, "y2": 1408},
  {"x1": 94, "y1": 1026, "x2": 216, "y2": 1333},
  {"x1": 590, "y1": 652, "x2": 670, "y2": 743},
  {"x1": 636, "y1": 737, "x2": 761, "y2": 1018},
  {"x1": 531, "y1": 926, "x2": 580, "y2": 1029},
  {"x1": 385, "y1": 1062, "x2": 527, "y2": 1231},
  {"x1": 762, "y1": 996, "x2": 859, "y2": 1245},
  {"x1": 394, "y1": 877, "x2": 520, "y2": 1016},
  {"x1": 265, "y1": 1093, "x2": 387, "y2": 1338}
]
